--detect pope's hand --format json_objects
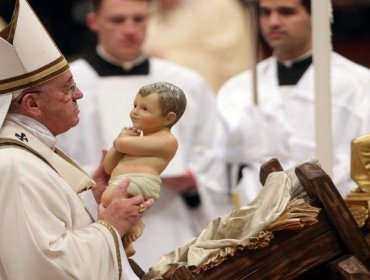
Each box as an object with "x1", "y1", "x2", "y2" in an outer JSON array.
[{"x1": 98, "y1": 178, "x2": 155, "y2": 237}]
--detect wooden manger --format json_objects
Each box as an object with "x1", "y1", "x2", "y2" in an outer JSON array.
[{"x1": 159, "y1": 159, "x2": 370, "y2": 280}]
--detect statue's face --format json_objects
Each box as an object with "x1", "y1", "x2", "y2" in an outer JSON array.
[{"x1": 130, "y1": 93, "x2": 168, "y2": 134}]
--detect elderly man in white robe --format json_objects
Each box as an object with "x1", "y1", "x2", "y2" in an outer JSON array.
[
  {"x1": 56, "y1": 0, "x2": 233, "y2": 271},
  {"x1": 217, "y1": 0, "x2": 370, "y2": 204},
  {"x1": 0, "y1": 1, "x2": 154, "y2": 279}
]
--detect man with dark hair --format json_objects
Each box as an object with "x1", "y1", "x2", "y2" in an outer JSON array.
[{"x1": 218, "y1": 0, "x2": 370, "y2": 204}]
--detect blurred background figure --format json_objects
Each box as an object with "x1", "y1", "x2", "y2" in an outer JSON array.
[
  {"x1": 144, "y1": 0, "x2": 253, "y2": 92},
  {"x1": 258, "y1": 0, "x2": 370, "y2": 69}
]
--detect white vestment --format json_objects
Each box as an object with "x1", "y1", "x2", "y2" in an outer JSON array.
[
  {"x1": 57, "y1": 56, "x2": 233, "y2": 271},
  {"x1": 0, "y1": 116, "x2": 137, "y2": 280},
  {"x1": 217, "y1": 52, "x2": 370, "y2": 204}
]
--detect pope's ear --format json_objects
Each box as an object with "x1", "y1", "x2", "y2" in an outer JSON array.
[
  {"x1": 166, "y1": 112, "x2": 177, "y2": 125},
  {"x1": 86, "y1": 12, "x2": 98, "y2": 32},
  {"x1": 22, "y1": 94, "x2": 42, "y2": 116}
]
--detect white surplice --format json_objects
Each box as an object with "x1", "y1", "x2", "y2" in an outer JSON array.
[{"x1": 217, "y1": 52, "x2": 370, "y2": 204}]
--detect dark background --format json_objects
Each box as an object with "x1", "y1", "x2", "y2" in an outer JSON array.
[{"x1": 0, "y1": 0, "x2": 95, "y2": 58}]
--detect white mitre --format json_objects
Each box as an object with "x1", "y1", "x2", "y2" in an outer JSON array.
[{"x1": 0, "y1": 0, "x2": 69, "y2": 127}]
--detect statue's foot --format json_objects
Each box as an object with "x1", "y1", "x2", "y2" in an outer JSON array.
[
  {"x1": 124, "y1": 242, "x2": 136, "y2": 257},
  {"x1": 124, "y1": 231, "x2": 141, "y2": 244}
]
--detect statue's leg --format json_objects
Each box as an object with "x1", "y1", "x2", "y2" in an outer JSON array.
[{"x1": 123, "y1": 219, "x2": 145, "y2": 256}]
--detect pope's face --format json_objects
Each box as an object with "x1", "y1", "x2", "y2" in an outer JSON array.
[
  {"x1": 89, "y1": 0, "x2": 150, "y2": 62},
  {"x1": 130, "y1": 93, "x2": 169, "y2": 135},
  {"x1": 36, "y1": 70, "x2": 83, "y2": 135},
  {"x1": 259, "y1": 0, "x2": 312, "y2": 60}
]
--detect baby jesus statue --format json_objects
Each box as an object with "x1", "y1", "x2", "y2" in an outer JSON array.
[{"x1": 101, "y1": 82, "x2": 187, "y2": 256}]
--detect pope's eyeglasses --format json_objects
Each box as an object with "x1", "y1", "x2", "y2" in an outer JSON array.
[{"x1": 17, "y1": 83, "x2": 78, "y2": 104}]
